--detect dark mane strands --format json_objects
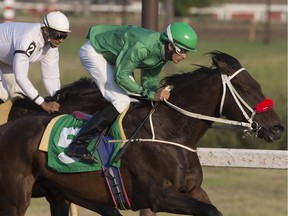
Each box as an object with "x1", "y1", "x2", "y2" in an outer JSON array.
[
  {"x1": 209, "y1": 51, "x2": 243, "y2": 72},
  {"x1": 53, "y1": 77, "x2": 99, "y2": 102},
  {"x1": 161, "y1": 66, "x2": 215, "y2": 87},
  {"x1": 55, "y1": 77, "x2": 97, "y2": 95},
  {"x1": 12, "y1": 77, "x2": 97, "y2": 104}
]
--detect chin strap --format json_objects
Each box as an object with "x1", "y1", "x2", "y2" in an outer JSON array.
[
  {"x1": 42, "y1": 28, "x2": 58, "y2": 48},
  {"x1": 47, "y1": 38, "x2": 58, "y2": 48}
]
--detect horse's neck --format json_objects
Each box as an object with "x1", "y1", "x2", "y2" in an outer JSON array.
[
  {"x1": 153, "y1": 77, "x2": 222, "y2": 147},
  {"x1": 160, "y1": 104, "x2": 213, "y2": 146}
]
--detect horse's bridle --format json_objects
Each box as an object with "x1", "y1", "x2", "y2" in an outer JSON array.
[
  {"x1": 220, "y1": 68, "x2": 254, "y2": 120},
  {"x1": 219, "y1": 68, "x2": 259, "y2": 136},
  {"x1": 164, "y1": 67, "x2": 274, "y2": 138}
]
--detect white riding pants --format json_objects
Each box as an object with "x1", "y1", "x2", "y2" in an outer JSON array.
[
  {"x1": 79, "y1": 41, "x2": 131, "y2": 113},
  {"x1": 0, "y1": 62, "x2": 24, "y2": 101}
]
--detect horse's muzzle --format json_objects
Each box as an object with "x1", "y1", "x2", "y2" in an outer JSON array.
[{"x1": 257, "y1": 124, "x2": 284, "y2": 142}]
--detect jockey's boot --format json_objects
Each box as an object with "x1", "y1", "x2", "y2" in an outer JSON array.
[{"x1": 65, "y1": 103, "x2": 119, "y2": 163}]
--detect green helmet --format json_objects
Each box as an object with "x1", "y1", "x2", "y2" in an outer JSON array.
[{"x1": 162, "y1": 22, "x2": 197, "y2": 52}]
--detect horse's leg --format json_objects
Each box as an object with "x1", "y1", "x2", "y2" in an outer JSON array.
[
  {"x1": 0, "y1": 182, "x2": 32, "y2": 216},
  {"x1": 139, "y1": 209, "x2": 157, "y2": 216},
  {"x1": 66, "y1": 199, "x2": 122, "y2": 216},
  {"x1": 185, "y1": 158, "x2": 217, "y2": 207},
  {"x1": 32, "y1": 177, "x2": 71, "y2": 216},
  {"x1": 153, "y1": 189, "x2": 222, "y2": 216},
  {"x1": 47, "y1": 199, "x2": 79, "y2": 216},
  {"x1": 0, "y1": 167, "x2": 34, "y2": 216},
  {"x1": 45, "y1": 196, "x2": 70, "y2": 216},
  {"x1": 0, "y1": 139, "x2": 35, "y2": 215}
]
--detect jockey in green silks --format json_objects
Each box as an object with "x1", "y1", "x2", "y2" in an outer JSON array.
[{"x1": 66, "y1": 22, "x2": 198, "y2": 163}]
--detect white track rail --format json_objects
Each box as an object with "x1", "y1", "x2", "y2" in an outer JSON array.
[{"x1": 197, "y1": 148, "x2": 287, "y2": 169}]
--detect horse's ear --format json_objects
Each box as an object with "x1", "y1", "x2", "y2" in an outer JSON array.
[
  {"x1": 212, "y1": 56, "x2": 218, "y2": 67},
  {"x1": 212, "y1": 56, "x2": 230, "y2": 75}
]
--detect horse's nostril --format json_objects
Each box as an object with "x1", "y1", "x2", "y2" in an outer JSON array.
[{"x1": 270, "y1": 125, "x2": 284, "y2": 135}]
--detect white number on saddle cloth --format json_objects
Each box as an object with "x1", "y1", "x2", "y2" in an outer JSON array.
[
  {"x1": 58, "y1": 127, "x2": 80, "y2": 148},
  {"x1": 57, "y1": 127, "x2": 81, "y2": 164}
]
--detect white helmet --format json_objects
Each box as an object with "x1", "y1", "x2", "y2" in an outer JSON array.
[{"x1": 42, "y1": 11, "x2": 71, "y2": 32}]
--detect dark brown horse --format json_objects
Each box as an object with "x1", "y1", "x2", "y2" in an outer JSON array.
[{"x1": 0, "y1": 51, "x2": 284, "y2": 216}]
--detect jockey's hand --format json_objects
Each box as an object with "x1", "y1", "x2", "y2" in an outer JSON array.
[
  {"x1": 40, "y1": 101, "x2": 60, "y2": 113},
  {"x1": 153, "y1": 87, "x2": 170, "y2": 101}
]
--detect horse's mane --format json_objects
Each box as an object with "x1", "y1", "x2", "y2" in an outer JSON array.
[
  {"x1": 12, "y1": 77, "x2": 97, "y2": 105},
  {"x1": 55, "y1": 77, "x2": 96, "y2": 95},
  {"x1": 160, "y1": 66, "x2": 214, "y2": 87},
  {"x1": 208, "y1": 50, "x2": 242, "y2": 70},
  {"x1": 161, "y1": 51, "x2": 241, "y2": 87},
  {"x1": 52, "y1": 77, "x2": 97, "y2": 101}
]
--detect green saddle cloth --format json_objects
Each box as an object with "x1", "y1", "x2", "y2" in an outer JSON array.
[{"x1": 47, "y1": 114, "x2": 123, "y2": 173}]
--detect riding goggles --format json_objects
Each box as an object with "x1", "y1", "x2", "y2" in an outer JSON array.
[{"x1": 49, "y1": 29, "x2": 68, "y2": 40}]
